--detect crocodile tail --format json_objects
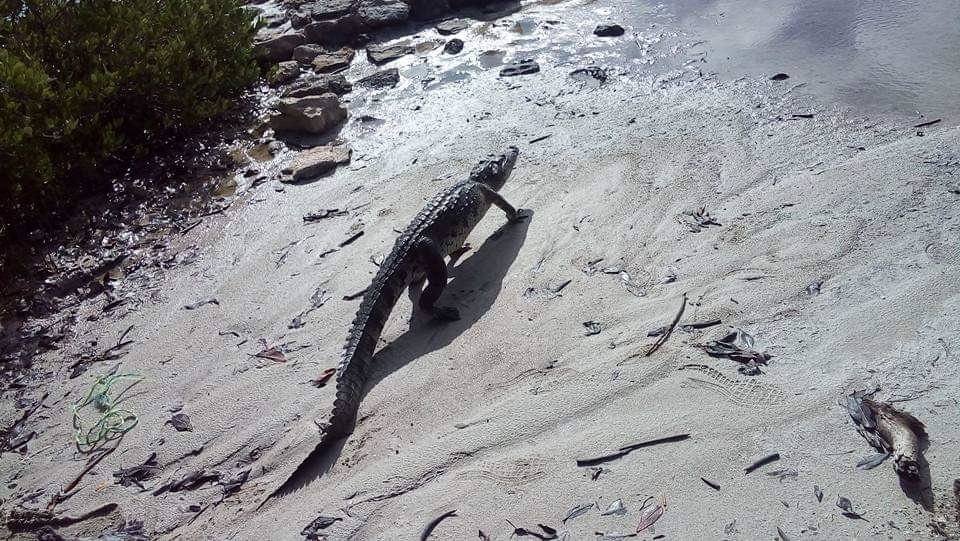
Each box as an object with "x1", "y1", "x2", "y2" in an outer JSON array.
[{"x1": 326, "y1": 243, "x2": 413, "y2": 439}]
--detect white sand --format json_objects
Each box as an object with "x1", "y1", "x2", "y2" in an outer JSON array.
[{"x1": 3, "y1": 4, "x2": 959, "y2": 541}]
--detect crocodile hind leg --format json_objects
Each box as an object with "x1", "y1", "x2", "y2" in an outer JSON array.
[{"x1": 416, "y1": 238, "x2": 461, "y2": 321}]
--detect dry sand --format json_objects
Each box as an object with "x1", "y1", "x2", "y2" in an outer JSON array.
[{"x1": 2, "y1": 2, "x2": 959, "y2": 540}]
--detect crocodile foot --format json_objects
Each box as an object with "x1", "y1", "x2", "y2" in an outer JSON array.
[{"x1": 509, "y1": 208, "x2": 532, "y2": 224}]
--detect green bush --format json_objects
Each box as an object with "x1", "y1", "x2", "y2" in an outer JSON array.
[{"x1": 0, "y1": 0, "x2": 260, "y2": 246}]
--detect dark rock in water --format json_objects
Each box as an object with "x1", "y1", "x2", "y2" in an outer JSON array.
[
  {"x1": 358, "y1": 0, "x2": 410, "y2": 28},
  {"x1": 269, "y1": 94, "x2": 348, "y2": 135},
  {"x1": 309, "y1": 0, "x2": 357, "y2": 20},
  {"x1": 254, "y1": 33, "x2": 307, "y2": 63},
  {"x1": 284, "y1": 74, "x2": 353, "y2": 97},
  {"x1": 770, "y1": 72, "x2": 790, "y2": 81},
  {"x1": 269, "y1": 61, "x2": 302, "y2": 86},
  {"x1": 593, "y1": 23, "x2": 625, "y2": 37},
  {"x1": 311, "y1": 48, "x2": 356, "y2": 72},
  {"x1": 436, "y1": 18, "x2": 469, "y2": 35},
  {"x1": 304, "y1": 15, "x2": 369, "y2": 47},
  {"x1": 292, "y1": 43, "x2": 327, "y2": 64},
  {"x1": 443, "y1": 38, "x2": 464, "y2": 55},
  {"x1": 406, "y1": 0, "x2": 451, "y2": 20},
  {"x1": 500, "y1": 59, "x2": 539, "y2": 77},
  {"x1": 283, "y1": 145, "x2": 352, "y2": 182},
  {"x1": 367, "y1": 42, "x2": 414, "y2": 64},
  {"x1": 356, "y1": 68, "x2": 400, "y2": 89}
]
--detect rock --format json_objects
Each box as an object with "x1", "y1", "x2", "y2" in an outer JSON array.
[
  {"x1": 405, "y1": 0, "x2": 450, "y2": 20},
  {"x1": 282, "y1": 145, "x2": 352, "y2": 182},
  {"x1": 269, "y1": 94, "x2": 347, "y2": 134},
  {"x1": 358, "y1": 0, "x2": 410, "y2": 28},
  {"x1": 310, "y1": 0, "x2": 357, "y2": 20},
  {"x1": 356, "y1": 68, "x2": 400, "y2": 89},
  {"x1": 366, "y1": 42, "x2": 414, "y2": 64},
  {"x1": 304, "y1": 15, "x2": 369, "y2": 47},
  {"x1": 292, "y1": 44, "x2": 327, "y2": 64},
  {"x1": 311, "y1": 48, "x2": 356, "y2": 72},
  {"x1": 499, "y1": 59, "x2": 539, "y2": 77},
  {"x1": 254, "y1": 33, "x2": 307, "y2": 63},
  {"x1": 284, "y1": 74, "x2": 353, "y2": 97},
  {"x1": 435, "y1": 18, "x2": 468, "y2": 35},
  {"x1": 269, "y1": 61, "x2": 301, "y2": 86},
  {"x1": 593, "y1": 23, "x2": 625, "y2": 37},
  {"x1": 289, "y1": 10, "x2": 311, "y2": 29},
  {"x1": 443, "y1": 38, "x2": 464, "y2": 55}
]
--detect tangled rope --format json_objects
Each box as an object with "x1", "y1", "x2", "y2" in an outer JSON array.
[{"x1": 72, "y1": 372, "x2": 143, "y2": 453}]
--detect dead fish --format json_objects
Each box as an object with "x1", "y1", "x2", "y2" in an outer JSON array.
[
  {"x1": 562, "y1": 503, "x2": 593, "y2": 523},
  {"x1": 843, "y1": 392, "x2": 927, "y2": 478}
]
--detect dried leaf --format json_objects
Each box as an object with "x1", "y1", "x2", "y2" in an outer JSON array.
[
  {"x1": 601, "y1": 499, "x2": 626, "y2": 516},
  {"x1": 562, "y1": 503, "x2": 593, "y2": 523}
]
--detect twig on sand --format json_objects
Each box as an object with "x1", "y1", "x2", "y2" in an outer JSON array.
[
  {"x1": 420, "y1": 509, "x2": 457, "y2": 540},
  {"x1": 645, "y1": 293, "x2": 687, "y2": 357},
  {"x1": 576, "y1": 433, "x2": 690, "y2": 466},
  {"x1": 744, "y1": 452, "x2": 780, "y2": 474}
]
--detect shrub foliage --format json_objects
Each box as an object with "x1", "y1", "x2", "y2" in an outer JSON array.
[{"x1": 0, "y1": 0, "x2": 259, "y2": 246}]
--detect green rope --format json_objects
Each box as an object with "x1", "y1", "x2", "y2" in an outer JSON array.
[{"x1": 72, "y1": 372, "x2": 143, "y2": 453}]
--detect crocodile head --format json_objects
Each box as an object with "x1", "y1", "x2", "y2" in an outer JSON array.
[{"x1": 469, "y1": 146, "x2": 519, "y2": 190}]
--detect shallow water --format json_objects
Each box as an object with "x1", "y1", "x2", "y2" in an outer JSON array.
[{"x1": 645, "y1": 0, "x2": 960, "y2": 118}]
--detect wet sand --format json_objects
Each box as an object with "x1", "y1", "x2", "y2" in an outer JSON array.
[{"x1": 2, "y1": 1, "x2": 959, "y2": 540}]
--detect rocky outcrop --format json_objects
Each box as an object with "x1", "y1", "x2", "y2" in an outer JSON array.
[
  {"x1": 269, "y1": 61, "x2": 302, "y2": 86},
  {"x1": 311, "y1": 48, "x2": 356, "y2": 72},
  {"x1": 282, "y1": 145, "x2": 352, "y2": 182},
  {"x1": 254, "y1": 33, "x2": 307, "y2": 63},
  {"x1": 269, "y1": 94, "x2": 348, "y2": 135},
  {"x1": 357, "y1": 0, "x2": 410, "y2": 28},
  {"x1": 435, "y1": 18, "x2": 468, "y2": 34},
  {"x1": 356, "y1": 68, "x2": 400, "y2": 89},
  {"x1": 283, "y1": 74, "x2": 353, "y2": 97},
  {"x1": 303, "y1": 15, "x2": 369, "y2": 47},
  {"x1": 366, "y1": 42, "x2": 414, "y2": 64}
]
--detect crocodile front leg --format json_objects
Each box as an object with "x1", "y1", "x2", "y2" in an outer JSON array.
[
  {"x1": 479, "y1": 184, "x2": 526, "y2": 223},
  {"x1": 416, "y1": 238, "x2": 461, "y2": 321}
]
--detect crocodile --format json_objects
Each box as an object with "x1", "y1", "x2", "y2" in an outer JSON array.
[{"x1": 268, "y1": 146, "x2": 525, "y2": 499}]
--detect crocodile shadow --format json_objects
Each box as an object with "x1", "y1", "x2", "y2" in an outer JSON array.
[{"x1": 272, "y1": 210, "x2": 531, "y2": 494}]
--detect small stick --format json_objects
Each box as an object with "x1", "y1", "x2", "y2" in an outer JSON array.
[
  {"x1": 48, "y1": 447, "x2": 116, "y2": 510},
  {"x1": 645, "y1": 293, "x2": 687, "y2": 357},
  {"x1": 744, "y1": 452, "x2": 780, "y2": 474},
  {"x1": 421, "y1": 509, "x2": 457, "y2": 540},
  {"x1": 529, "y1": 134, "x2": 552, "y2": 144},
  {"x1": 576, "y1": 434, "x2": 690, "y2": 466},
  {"x1": 701, "y1": 477, "x2": 720, "y2": 490},
  {"x1": 339, "y1": 230, "x2": 364, "y2": 248},
  {"x1": 913, "y1": 118, "x2": 941, "y2": 128}
]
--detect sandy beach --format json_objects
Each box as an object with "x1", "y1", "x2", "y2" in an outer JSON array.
[{"x1": 2, "y1": 0, "x2": 959, "y2": 539}]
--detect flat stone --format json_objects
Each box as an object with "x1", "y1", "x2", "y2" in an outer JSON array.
[
  {"x1": 310, "y1": 0, "x2": 357, "y2": 20},
  {"x1": 269, "y1": 94, "x2": 347, "y2": 134},
  {"x1": 269, "y1": 61, "x2": 301, "y2": 86},
  {"x1": 284, "y1": 74, "x2": 353, "y2": 97},
  {"x1": 593, "y1": 23, "x2": 625, "y2": 37},
  {"x1": 304, "y1": 15, "x2": 369, "y2": 47},
  {"x1": 289, "y1": 10, "x2": 311, "y2": 29},
  {"x1": 282, "y1": 145, "x2": 352, "y2": 182},
  {"x1": 435, "y1": 18, "x2": 469, "y2": 35},
  {"x1": 357, "y1": 0, "x2": 410, "y2": 28},
  {"x1": 311, "y1": 48, "x2": 356, "y2": 72},
  {"x1": 254, "y1": 33, "x2": 307, "y2": 63},
  {"x1": 356, "y1": 68, "x2": 400, "y2": 89},
  {"x1": 443, "y1": 38, "x2": 464, "y2": 55},
  {"x1": 292, "y1": 44, "x2": 326, "y2": 64},
  {"x1": 366, "y1": 42, "x2": 414, "y2": 64}
]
